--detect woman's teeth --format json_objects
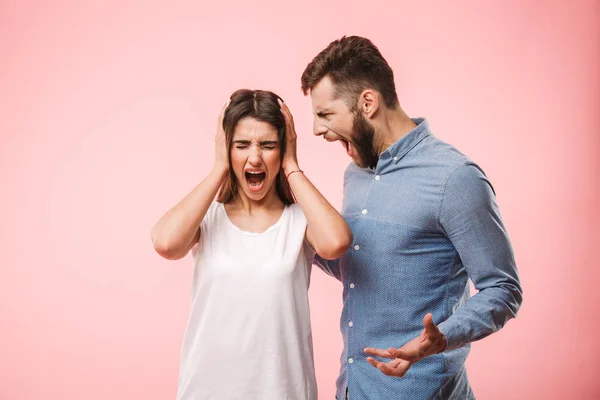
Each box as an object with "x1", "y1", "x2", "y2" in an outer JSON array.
[{"x1": 245, "y1": 171, "x2": 266, "y2": 187}]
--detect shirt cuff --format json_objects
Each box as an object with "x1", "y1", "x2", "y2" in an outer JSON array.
[{"x1": 437, "y1": 319, "x2": 468, "y2": 352}]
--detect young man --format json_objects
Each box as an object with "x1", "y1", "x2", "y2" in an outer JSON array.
[{"x1": 302, "y1": 36, "x2": 523, "y2": 399}]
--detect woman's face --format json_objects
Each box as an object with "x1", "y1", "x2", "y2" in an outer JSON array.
[{"x1": 230, "y1": 117, "x2": 282, "y2": 202}]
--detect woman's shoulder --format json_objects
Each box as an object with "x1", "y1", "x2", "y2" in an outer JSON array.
[
  {"x1": 207, "y1": 200, "x2": 222, "y2": 216},
  {"x1": 285, "y1": 202, "x2": 308, "y2": 225},
  {"x1": 286, "y1": 202, "x2": 303, "y2": 215},
  {"x1": 202, "y1": 201, "x2": 225, "y2": 226}
]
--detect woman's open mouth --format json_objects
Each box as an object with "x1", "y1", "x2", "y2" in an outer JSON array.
[{"x1": 245, "y1": 171, "x2": 266, "y2": 192}]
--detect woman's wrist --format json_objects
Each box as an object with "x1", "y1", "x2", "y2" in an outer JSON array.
[
  {"x1": 211, "y1": 162, "x2": 229, "y2": 179},
  {"x1": 286, "y1": 169, "x2": 304, "y2": 180},
  {"x1": 283, "y1": 162, "x2": 301, "y2": 177}
]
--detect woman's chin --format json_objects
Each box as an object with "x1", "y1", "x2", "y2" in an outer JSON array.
[
  {"x1": 240, "y1": 180, "x2": 273, "y2": 201},
  {"x1": 246, "y1": 179, "x2": 265, "y2": 193}
]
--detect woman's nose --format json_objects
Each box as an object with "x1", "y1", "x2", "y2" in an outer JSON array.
[{"x1": 248, "y1": 147, "x2": 262, "y2": 165}]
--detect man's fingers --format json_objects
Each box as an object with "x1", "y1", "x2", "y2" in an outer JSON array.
[
  {"x1": 423, "y1": 313, "x2": 440, "y2": 336},
  {"x1": 367, "y1": 357, "x2": 412, "y2": 378},
  {"x1": 364, "y1": 347, "x2": 394, "y2": 359},
  {"x1": 367, "y1": 357, "x2": 392, "y2": 374},
  {"x1": 376, "y1": 359, "x2": 408, "y2": 377},
  {"x1": 390, "y1": 347, "x2": 420, "y2": 361},
  {"x1": 366, "y1": 356, "x2": 379, "y2": 368},
  {"x1": 377, "y1": 362, "x2": 396, "y2": 375}
]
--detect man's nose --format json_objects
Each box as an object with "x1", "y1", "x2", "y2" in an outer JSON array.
[{"x1": 313, "y1": 118, "x2": 328, "y2": 136}]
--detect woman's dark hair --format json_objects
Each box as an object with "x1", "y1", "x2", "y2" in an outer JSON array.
[{"x1": 216, "y1": 89, "x2": 295, "y2": 205}]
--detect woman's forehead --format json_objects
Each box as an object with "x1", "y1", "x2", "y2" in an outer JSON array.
[{"x1": 233, "y1": 117, "x2": 278, "y2": 141}]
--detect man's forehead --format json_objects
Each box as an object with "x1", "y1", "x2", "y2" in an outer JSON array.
[
  {"x1": 311, "y1": 77, "x2": 334, "y2": 97},
  {"x1": 310, "y1": 78, "x2": 341, "y2": 111}
]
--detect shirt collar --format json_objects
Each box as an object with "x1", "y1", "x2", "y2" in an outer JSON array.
[{"x1": 382, "y1": 118, "x2": 431, "y2": 163}]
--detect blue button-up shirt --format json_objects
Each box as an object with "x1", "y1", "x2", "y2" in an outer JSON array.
[{"x1": 315, "y1": 118, "x2": 523, "y2": 399}]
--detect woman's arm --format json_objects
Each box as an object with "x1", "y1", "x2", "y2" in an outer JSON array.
[
  {"x1": 151, "y1": 101, "x2": 229, "y2": 260},
  {"x1": 279, "y1": 101, "x2": 353, "y2": 260},
  {"x1": 151, "y1": 166, "x2": 227, "y2": 260}
]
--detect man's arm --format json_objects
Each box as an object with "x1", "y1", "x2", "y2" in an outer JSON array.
[
  {"x1": 313, "y1": 254, "x2": 342, "y2": 281},
  {"x1": 436, "y1": 162, "x2": 523, "y2": 350},
  {"x1": 364, "y1": 162, "x2": 523, "y2": 376}
]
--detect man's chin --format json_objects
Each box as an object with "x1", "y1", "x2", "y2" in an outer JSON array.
[
  {"x1": 348, "y1": 147, "x2": 377, "y2": 168},
  {"x1": 352, "y1": 156, "x2": 367, "y2": 168}
]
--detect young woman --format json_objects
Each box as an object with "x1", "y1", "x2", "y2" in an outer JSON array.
[{"x1": 151, "y1": 89, "x2": 352, "y2": 399}]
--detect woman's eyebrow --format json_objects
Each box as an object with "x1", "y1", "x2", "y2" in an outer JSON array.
[{"x1": 233, "y1": 139, "x2": 279, "y2": 145}]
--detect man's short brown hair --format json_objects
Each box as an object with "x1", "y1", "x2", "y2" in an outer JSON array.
[{"x1": 301, "y1": 36, "x2": 399, "y2": 109}]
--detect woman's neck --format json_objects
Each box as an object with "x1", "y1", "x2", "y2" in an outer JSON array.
[{"x1": 229, "y1": 189, "x2": 284, "y2": 215}]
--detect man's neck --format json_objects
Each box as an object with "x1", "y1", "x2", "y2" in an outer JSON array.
[{"x1": 377, "y1": 107, "x2": 417, "y2": 154}]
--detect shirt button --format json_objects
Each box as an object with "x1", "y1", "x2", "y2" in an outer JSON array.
[
  {"x1": 350, "y1": 283, "x2": 355, "y2": 288},
  {"x1": 361, "y1": 209, "x2": 367, "y2": 215},
  {"x1": 349, "y1": 321, "x2": 353, "y2": 327},
  {"x1": 393, "y1": 156, "x2": 398, "y2": 161},
  {"x1": 375, "y1": 175, "x2": 380, "y2": 181},
  {"x1": 348, "y1": 358, "x2": 354, "y2": 364},
  {"x1": 354, "y1": 244, "x2": 360, "y2": 251}
]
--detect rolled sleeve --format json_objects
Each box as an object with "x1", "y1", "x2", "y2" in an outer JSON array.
[
  {"x1": 313, "y1": 254, "x2": 342, "y2": 281},
  {"x1": 437, "y1": 163, "x2": 523, "y2": 351}
]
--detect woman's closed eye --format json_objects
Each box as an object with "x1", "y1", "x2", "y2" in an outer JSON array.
[{"x1": 234, "y1": 141, "x2": 278, "y2": 150}]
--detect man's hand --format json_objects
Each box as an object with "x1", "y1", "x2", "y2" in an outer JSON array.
[{"x1": 363, "y1": 313, "x2": 447, "y2": 378}]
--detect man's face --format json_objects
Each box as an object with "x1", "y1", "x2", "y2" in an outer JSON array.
[{"x1": 309, "y1": 76, "x2": 379, "y2": 169}]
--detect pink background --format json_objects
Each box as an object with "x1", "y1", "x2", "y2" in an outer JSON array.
[{"x1": 1, "y1": 1, "x2": 598, "y2": 399}]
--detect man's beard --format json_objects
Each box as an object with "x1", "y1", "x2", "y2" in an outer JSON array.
[{"x1": 350, "y1": 110, "x2": 379, "y2": 169}]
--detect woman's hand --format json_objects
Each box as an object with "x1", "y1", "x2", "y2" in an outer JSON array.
[
  {"x1": 278, "y1": 100, "x2": 300, "y2": 176},
  {"x1": 214, "y1": 99, "x2": 230, "y2": 173}
]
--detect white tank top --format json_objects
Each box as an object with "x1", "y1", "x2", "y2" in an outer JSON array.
[{"x1": 176, "y1": 202, "x2": 318, "y2": 400}]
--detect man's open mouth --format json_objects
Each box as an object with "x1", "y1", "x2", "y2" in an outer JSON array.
[
  {"x1": 340, "y1": 139, "x2": 349, "y2": 152},
  {"x1": 339, "y1": 139, "x2": 354, "y2": 157},
  {"x1": 324, "y1": 135, "x2": 354, "y2": 158}
]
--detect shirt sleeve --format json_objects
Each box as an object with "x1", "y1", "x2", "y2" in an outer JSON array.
[
  {"x1": 311, "y1": 163, "x2": 354, "y2": 282},
  {"x1": 436, "y1": 163, "x2": 523, "y2": 351},
  {"x1": 313, "y1": 254, "x2": 342, "y2": 281}
]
